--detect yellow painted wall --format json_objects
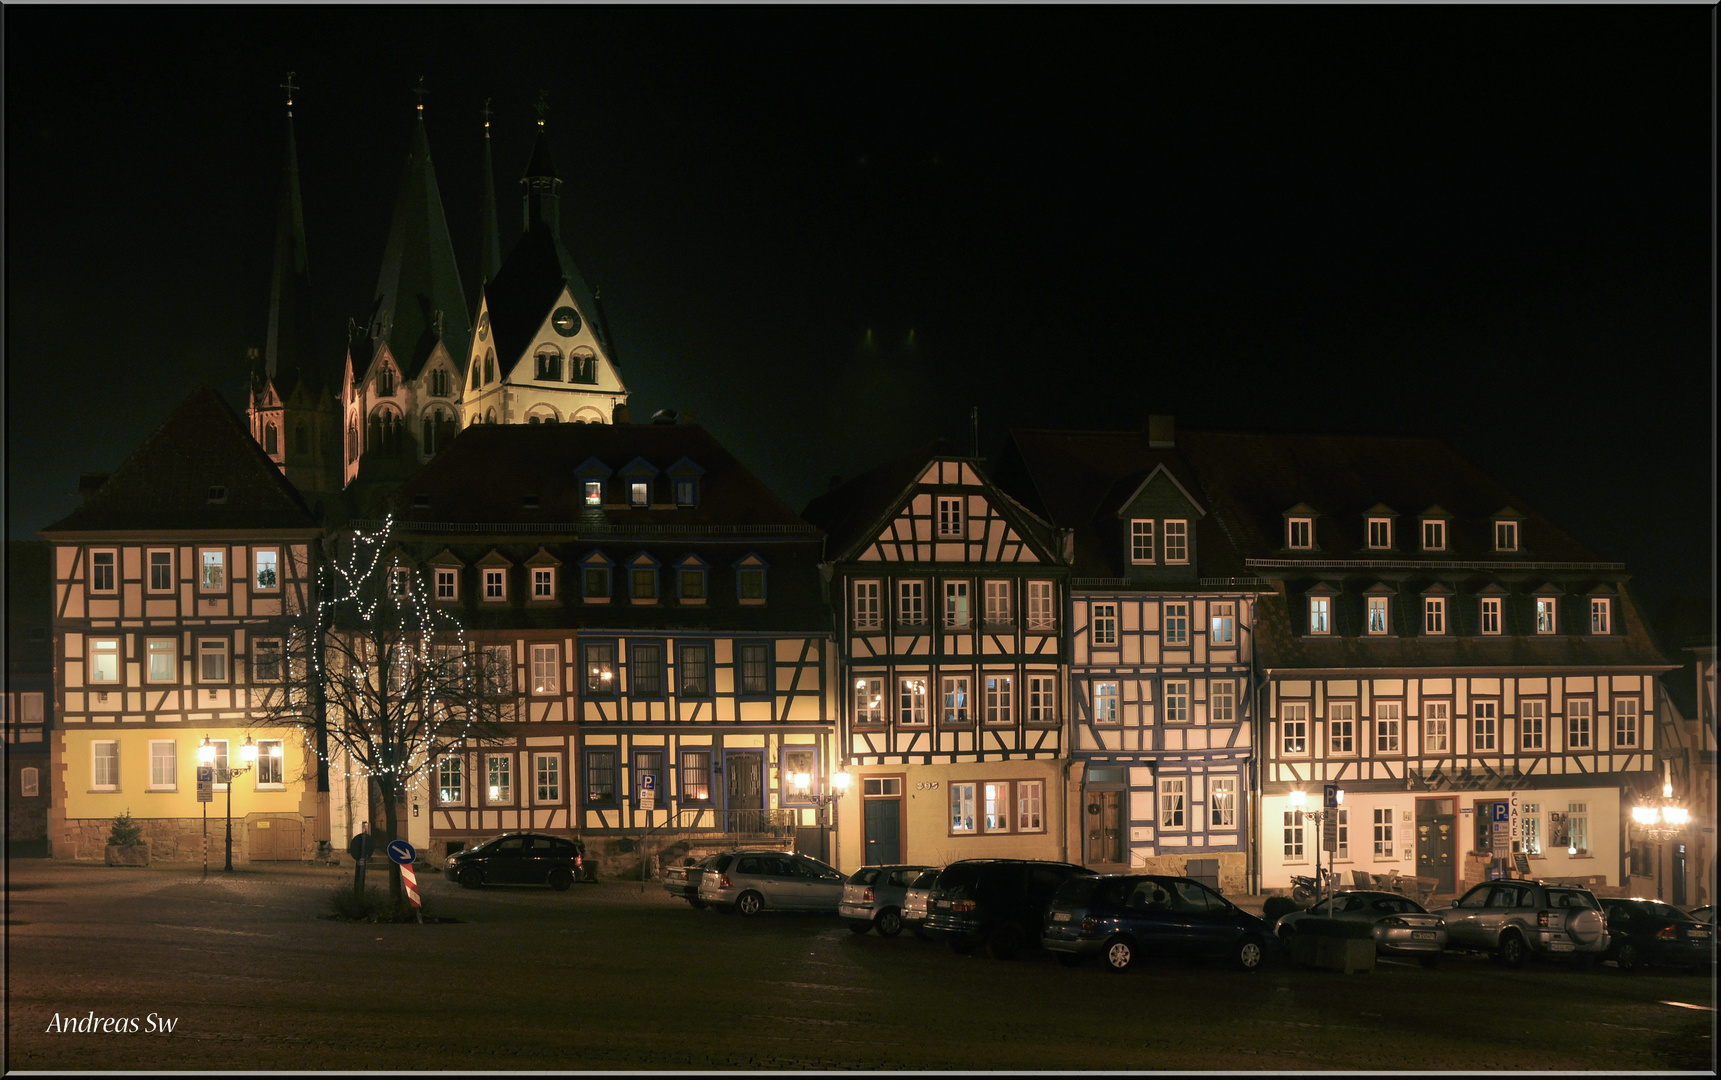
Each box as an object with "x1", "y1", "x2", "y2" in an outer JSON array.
[
  {"x1": 835, "y1": 760, "x2": 1065, "y2": 873},
  {"x1": 60, "y1": 726, "x2": 314, "y2": 822}
]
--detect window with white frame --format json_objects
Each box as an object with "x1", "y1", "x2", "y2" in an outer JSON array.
[
  {"x1": 1520, "y1": 802, "x2": 1541, "y2": 854},
  {"x1": 855, "y1": 677, "x2": 884, "y2": 724},
  {"x1": 898, "y1": 580, "x2": 926, "y2": 626},
  {"x1": 1210, "y1": 602, "x2": 1235, "y2": 644},
  {"x1": 1093, "y1": 682, "x2": 1119, "y2": 725},
  {"x1": 1367, "y1": 596, "x2": 1390, "y2": 635},
  {"x1": 252, "y1": 638, "x2": 283, "y2": 683},
  {"x1": 853, "y1": 580, "x2": 881, "y2": 629},
  {"x1": 629, "y1": 481, "x2": 650, "y2": 508},
  {"x1": 1424, "y1": 701, "x2": 1451, "y2": 753},
  {"x1": 1422, "y1": 519, "x2": 1446, "y2": 551},
  {"x1": 1329, "y1": 701, "x2": 1356, "y2": 754},
  {"x1": 1164, "y1": 519, "x2": 1188, "y2": 563},
  {"x1": 1028, "y1": 675, "x2": 1057, "y2": 723},
  {"x1": 201, "y1": 548, "x2": 226, "y2": 591},
  {"x1": 1373, "y1": 807, "x2": 1395, "y2": 858},
  {"x1": 1375, "y1": 701, "x2": 1402, "y2": 754},
  {"x1": 1520, "y1": 699, "x2": 1546, "y2": 750},
  {"x1": 149, "y1": 740, "x2": 177, "y2": 790},
  {"x1": 1613, "y1": 697, "x2": 1640, "y2": 748},
  {"x1": 983, "y1": 782, "x2": 1012, "y2": 831},
  {"x1": 91, "y1": 549, "x2": 117, "y2": 592},
  {"x1": 439, "y1": 757, "x2": 463, "y2": 804},
  {"x1": 1091, "y1": 604, "x2": 1117, "y2": 646},
  {"x1": 1424, "y1": 596, "x2": 1446, "y2": 635},
  {"x1": 1210, "y1": 679, "x2": 1235, "y2": 723},
  {"x1": 1164, "y1": 602, "x2": 1188, "y2": 646},
  {"x1": 481, "y1": 568, "x2": 506, "y2": 602},
  {"x1": 941, "y1": 676, "x2": 971, "y2": 723},
  {"x1": 533, "y1": 568, "x2": 555, "y2": 599},
  {"x1": 984, "y1": 675, "x2": 1013, "y2": 724},
  {"x1": 89, "y1": 637, "x2": 121, "y2": 684},
  {"x1": 535, "y1": 754, "x2": 561, "y2": 802},
  {"x1": 1309, "y1": 596, "x2": 1330, "y2": 635},
  {"x1": 1480, "y1": 597, "x2": 1501, "y2": 635},
  {"x1": 1027, "y1": 580, "x2": 1056, "y2": 630},
  {"x1": 937, "y1": 497, "x2": 963, "y2": 538},
  {"x1": 198, "y1": 638, "x2": 229, "y2": 683},
  {"x1": 254, "y1": 549, "x2": 280, "y2": 591},
  {"x1": 1334, "y1": 807, "x2": 1349, "y2": 860},
  {"x1": 1472, "y1": 701, "x2": 1498, "y2": 751},
  {"x1": 208, "y1": 739, "x2": 229, "y2": 785},
  {"x1": 1284, "y1": 810, "x2": 1305, "y2": 860},
  {"x1": 148, "y1": 549, "x2": 174, "y2": 592},
  {"x1": 898, "y1": 677, "x2": 928, "y2": 725},
  {"x1": 1590, "y1": 598, "x2": 1611, "y2": 635},
  {"x1": 1567, "y1": 699, "x2": 1592, "y2": 749},
  {"x1": 21, "y1": 767, "x2": 38, "y2": 798},
  {"x1": 984, "y1": 580, "x2": 1012, "y2": 625},
  {"x1": 1131, "y1": 519, "x2": 1155, "y2": 563},
  {"x1": 1282, "y1": 702, "x2": 1309, "y2": 755},
  {"x1": 1210, "y1": 777, "x2": 1237, "y2": 828},
  {"x1": 435, "y1": 568, "x2": 458, "y2": 601},
  {"x1": 1287, "y1": 517, "x2": 1312, "y2": 549},
  {"x1": 1568, "y1": 802, "x2": 1589, "y2": 854},
  {"x1": 1017, "y1": 780, "x2": 1045, "y2": 832},
  {"x1": 1494, "y1": 520, "x2": 1518, "y2": 552},
  {"x1": 1159, "y1": 778, "x2": 1186, "y2": 828},
  {"x1": 944, "y1": 581, "x2": 971, "y2": 628},
  {"x1": 950, "y1": 782, "x2": 976, "y2": 833},
  {"x1": 487, "y1": 755, "x2": 512, "y2": 804},
  {"x1": 1164, "y1": 679, "x2": 1190, "y2": 723},
  {"x1": 1368, "y1": 518, "x2": 1393, "y2": 549},
  {"x1": 92, "y1": 741, "x2": 119, "y2": 790},
  {"x1": 1535, "y1": 597, "x2": 1557, "y2": 634},
  {"x1": 256, "y1": 739, "x2": 283, "y2": 786},
  {"x1": 530, "y1": 643, "x2": 559, "y2": 694},
  {"x1": 485, "y1": 645, "x2": 515, "y2": 696}
]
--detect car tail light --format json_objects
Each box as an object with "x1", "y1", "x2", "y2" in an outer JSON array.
[
  {"x1": 863, "y1": 888, "x2": 874, "y2": 903},
  {"x1": 1657, "y1": 924, "x2": 1678, "y2": 940},
  {"x1": 952, "y1": 900, "x2": 977, "y2": 913},
  {"x1": 1538, "y1": 912, "x2": 1552, "y2": 929},
  {"x1": 1380, "y1": 916, "x2": 1408, "y2": 927},
  {"x1": 1081, "y1": 917, "x2": 1099, "y2": 933},
  {"x1": 1435, "y1": 918, "x2": 1446, "y2": 929},
  {"x1": 719, "y1": 874, "x2": 733, "y2": 889}
]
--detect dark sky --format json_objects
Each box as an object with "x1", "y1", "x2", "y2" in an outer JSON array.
[{"x1": 5, "y1": 7, "x2": 1713, "y2": 616}]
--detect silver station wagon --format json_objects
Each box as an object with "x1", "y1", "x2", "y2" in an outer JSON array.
[{"x1": 696, "y1": 849, "x2": 847, "y2": 917}]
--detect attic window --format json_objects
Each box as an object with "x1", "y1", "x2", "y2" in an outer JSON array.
[
  {"x1": 1494, "y1": 520, "x2": 1518, "y2": 552},
  {"x1": 584, "y1": 481, "x2": 603, "y2": 507},
  {"x1": 207, "y1": 486, "x2": 228, "y2": 504},
  {"x1": 675, "y1": 479, "x2": 698, "y2": 508},
  {"x1": 630, "y1": 482, "x2": 650, "y2": 508},
  {"x1": 1287, "y1": 517, "x2": 1312, "y2": 550},
  {"x1": 522, "y1": 494, "x2": 541, "y2": 509},
  {"x1": 413, "y1": 493, "x2": 431, "y2": 508},
  {"x1": 1421, "y1": 519, "x2": 1446, "y2": 551}
]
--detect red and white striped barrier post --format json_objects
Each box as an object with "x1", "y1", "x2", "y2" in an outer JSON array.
[{"x1": 400, "y1": 862, "x2": 423, "y2": 923}]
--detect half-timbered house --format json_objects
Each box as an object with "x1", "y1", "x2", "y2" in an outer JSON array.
[
  {"x1": 993, "y1": 420, "x2": 1260, "y2": 891},
  {"x1": 1172, "y1": 429, "x2": 1674, "y2": 899},
  {"x1": 804, "y1": 445, "x2": 1069, "y2": 870},
  {"x1": 41, "y1": 389, "x2": 325, "y2": 862},
  {"x1": 386, "y1": 420, "x2": 832, "y2": 872}
]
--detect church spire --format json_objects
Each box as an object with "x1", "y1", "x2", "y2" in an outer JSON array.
[
  {"x1": 521, "y1": 90, "x2": 562, "y2": 234},
  {"x1": 264, "y1": 71, "x2": 311, "y2": 388},
  {"x1": 477, "y1": 98, "x2": 502, "y2": 299}
]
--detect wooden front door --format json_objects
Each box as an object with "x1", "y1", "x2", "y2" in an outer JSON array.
[
  {"x1": 725, "y1": 752, "x2": 764, "y2": 833},
  {"x1": 1417, "y1": 797, "x2": 1456, "y2": 894},
  {"x1": 864, "y1": 797, "x2": 902, "y2": 865},
  {"x1": 1085, "y1": 790, "x2": 1123, "y2": 865},
  {"x1": 247, "y1": 817, "x2": 303, "y2": 860}
]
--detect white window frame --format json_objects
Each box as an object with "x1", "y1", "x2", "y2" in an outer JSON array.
[
  {"x1": 897, "y1": 677, "x2": 928, "y2": 726},
  {"x1": 1424, "y1": 701, "x2": 1451, "y2": 753},
  {"x1": 435, "y1": 568, "x2": 458, "y2": 601},
  {"x1": 1480, "y1": 597, "x2": 1501, "y2": 635},
  {"x1": 937, "y1": 497, "x2": 963, "y2": 538},
  {"x1": 1521, "y1": 804, "x2": 1542, "y2": 855},
  {"x1": 983, "y1": 781, "x2": 1013, "y2": 832},
  {"x1": 943, "y1": 580, "x2": 971, "y2": 628},
  {"x1": 984, "y1": 674, "x2": 1013, "y2": 725},
  {"x1": 208, "y1": 738, "x2": 230, "y2": 789},
  {"x1": 1163, "y1": 679, "x2": 1190, "y2": 723},
  {"x1": 1472, "y1": 700, "x2": 1498, "y2": 752},
  {"x1": 1566, "y1": 699, "x2": 1593, "y2": 749},
  {"x1": 438, "y1": 756, "x2": 464, "y2": 805},
  {"x1": 1091, "y1": 603, "x2": 1117, "y2": 646},
  {"x1": 89, "y1": 636, "x2": 122, "y2": 685},
  {"x1": 1568, "y1": 802, "x2": 1589, "y2": 854},
  {"x1": 390, "y1": 567, "x2": 411, "y2": 599},
  {"x1": 853, "y1": 580, "x2": 882, "y2": 630},
  {"x1": 198, "y1": 638, "x2": 229, "y2": 683},
  {"x1": 530, "y1": 643, "x2": 560, "y2": 695},
  {"x1": 854, "y1": 676, "x2": 885, "y2": 724},
  {"x1": 1210, "y1": 777, "x2": 1237, "y2": 828},
  {"x1": 1308, "y1": 596, "x2": 1330, "y2": 635},
  {"x1": 1375, "y1": 701, "x2": 1402, "y2": 754},
  {"x1": 1520, "y1": 699, "x2": 1546, "y2": 751},
  {"x1": 1159, "y1": 777, "x2": 1186, "y2": 829},
  {"x1": 1536, "y1": 597, "x2": 1558, "y2": 634},
  {"x1": 535, "y1": 753, "x2": 562, "y2": 803},
  {"x1": 1367, "y1": 596, "x2": 1390, "y2": 635},
  {"x1": 1424, "y1": 596, "x2": 1446, "y2": 635},
  {"x1": 149, "y1": 739, "x2": 177, "y2": 791},
  {"x1": 1329, "y1": 701, "x2": 1356, "y2": 755},
  {"x1": 584, "y1": 480, "x2": 603, "y2": 506},
  {"x1": 1283, "y1": 810, "x2": 1305, "y2": 861},
  {"x1": 949, "y1": 782, "x2": 977, "y2": 833},
  {"x1": 483, "y1": 568, "x2": 507, "y2": 602},
  {"x1": 1026, "y1": 580, "x2": 1056, "y2": 630},
  {"x1": 90, "y1": 548, "x2": 118, "y2": 593},
  {"x1": 256, "y1": 739, "x2": 284, "y2": 787},
  {"x1": 1163, "y1": 519, "x2": 1188, "y2": 563},
  {"x1": 92, "y1": 740, "x2": 119, "y2": 791},
  {"x1": 1367, "y1": 518, "x2": 1393, "y2": 549},
  {"x1": 147, "y1": 548, "x2": 174, "y2": 593},
  {"x1": 1093, "y1": 681, "x2": 1119, "y2": 725},
  {"x1": 1613, "y1": 697, "x2": 1640, "y2": 748},
  {"x1": 200, "y1": 547, "x2": 227, "y2": 592},
  {"x1": 1421, "y1": 519, "x2": 1446, "y2": 551},
  {"x1": 1494, "y1": 520, "x2": 1518, "y2": 552},
  {"x1": 629, "y1": 481, "x2": 650, "y2": 508},
  {"x1": 1130, "y1": 519, "x2": 1155, "y2": 564},
  {"x1": 1590, "y1": 598, "x2": 1611, "y2": 635},
  {"x1": 1016, "y1": 780, "x2": 1046, "y2": 833},
  {"x1": 1281, "y1": 702, "x2": 1309, "y2": 755},
  {"x1": 1287, "y1": 517, "x2": 1312, "y2": 550},
  {"x1": 898, "y1": 580, "x2": 926, "y2": 626},
  {"x1": 1164, "y1": 602, "x2": 1188, "y2": 646},
  {"x1": 532, "y1": 567, "x2": 556, "y2": 600},
  {"x1": 1373, "y1": 807, "x2": 1395, "y2": 858},
  {"x1": 254, "y1": 548, "x2": 280, "y2": 592},
  {"x1": 941, "y1": 675, "x2": 971, "y2": 724},
  {"x1": 1335, "y1": 807, "x2": 1349, "y2": 861},
  {"x1": 1210, "y1": 602, "x2": 1235, "y2": 644},
  {"x1": 1028, "y1": 675, "x2": 1057, "y2": 723},
  {"x1": 487, "y1": 754, "x2": 514, "y2": 805},
  {"x1": 1210, "y1": 679, "x2": 1235, "y2": 723},
  {"x1": 983, "y1": 580, "x2": 1012, "y2": 625}
]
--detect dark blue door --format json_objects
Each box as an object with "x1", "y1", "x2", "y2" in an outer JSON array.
[{"x1": 864, "y1": 798, "x2": 901, "y2": 865}]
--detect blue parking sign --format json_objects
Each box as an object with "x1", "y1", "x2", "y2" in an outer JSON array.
[
  {"x1": 1323, "y1": 784, "x2": 1339, "y2": 810},
  {"x1": 1494, "y1": 803, "x2": 1510, "y2": 823}
]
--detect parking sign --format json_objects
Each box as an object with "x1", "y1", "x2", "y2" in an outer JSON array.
[{"x1": 640, "y1": 772, "x2": 657, "y2": 811}]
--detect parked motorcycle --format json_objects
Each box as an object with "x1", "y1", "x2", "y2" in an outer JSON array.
[{"x1": 1289, "y1": 866, "x2": 1334, "y2": 906}]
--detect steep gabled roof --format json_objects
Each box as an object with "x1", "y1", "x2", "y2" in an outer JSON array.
[
  {"x1": 42, "y1": 388, "x2": 319, "y2": 534},
  {"x1": 482, "y1": 225, "x2": 572, "y2": 382}
]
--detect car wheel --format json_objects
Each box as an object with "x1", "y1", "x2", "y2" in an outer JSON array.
[
  {"x1": 1234, "y1": 936, "x2": 1266, "y2": 972},
  {"x1": 988, "y1": 921, "x2": 1026, "y2": 961},
  {"x1": 949, "y1": 938, "x2": 977, "y2": 955},
  {"x1": 547, "y1": 868, "x2": 573, "y2": 892},
  {"x1": 688, "y1": 898, "x2": 707, "y2": 910},
  {"x1": 736, "y1": 891, "x2": 765, "y2": 918},
  {"x1": 1614, "y1": 942, "x2": 1640, "y2": 972},
  {"x1": 1291, "y1": 885, "x2": 1316, "y2": 906},
  {"x1": 1103, "y1": 936, "x2": 1134, "y2": 973},
  {"x1": 877, "y1": 908, "x2": 904, "y2": 938},
  {"x1": 847, "y1": 920, "x2": 872, "y2": 936},
  {"x1": 1419, "y1": 954, "x2": 1439, "y2": 971},
  {"x1": 1497, "y1": 931, "x2": 1527, "y2": 969},
  {"x1": 458, "y1": 866, "x2": 482, "y2": 889},
  {"x1": 1057, "y1": 952, "x2": 1084, "y2": 968}
]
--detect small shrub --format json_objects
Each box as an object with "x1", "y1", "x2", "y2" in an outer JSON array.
[
  {"x1": 327, "y1": 885, "x2": 387, "y2": 921},
  {"x1": 1262, "y1": 895, "x2": 1303, "y2": 923},
  {"x1": 107, "y1": 810, "x2": 144, "y2": 848}
]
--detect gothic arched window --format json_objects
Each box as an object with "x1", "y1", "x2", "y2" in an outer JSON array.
[
  {"x1": 486, "y1": 408, "x2": 497, "y2": 424},
  {"x1": 471, "y1": 363, "x2": 481, "y2": 390},
  {"x1": 570, "y1": 348, "x2": 597, "y2": 384},
  {"x1": 485, "y1": 352, "x2": 496, "y2": 385},
  {"x1": 431, "y1": 368, "x2": 450, "y2": 397},
  {"x1": 347, "y1": 421, "x2": 358, "y2": 463},
  {"x1": 264, "y1": 423, "x2": 278, "y2": 455},
  {"x1": 377, "y1": 367, "x2": 395, "y2": 397},
  {"x1": 535, "y1": 347, "x2": 562, "y2": 382}
]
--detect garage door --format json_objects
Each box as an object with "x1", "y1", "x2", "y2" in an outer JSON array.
[{"x1": 247, "y1": 817, "x2": 304, "y2": 861}]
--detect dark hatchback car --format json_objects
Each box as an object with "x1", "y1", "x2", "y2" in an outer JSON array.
[
  {"x1": 923, "y1": 859, "x2": 1097, "y2": 959},
  {"x1": 1598, "y1": 897, "x2": 1716, "y2": 972},
  {"x1": 1042, "y1": 874, "x2": 1273, "y2": 972},
  {"x1": 445, "y1": 832, "x2": 585, "y2": 891}
]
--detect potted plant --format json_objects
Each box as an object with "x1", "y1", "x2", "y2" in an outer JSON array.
[{"x1": 104, "y1": 810, "x2": 150, "y2": 866}]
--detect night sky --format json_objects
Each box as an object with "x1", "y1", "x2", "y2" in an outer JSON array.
[{"x1": 5, "y1": 7, "x2": 1712, "y2": 618}]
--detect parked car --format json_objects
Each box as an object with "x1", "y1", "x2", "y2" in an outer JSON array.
[
  {"x1": 1598, "y1": 897, "x2": 1716, "y2": 972},
  {"x1": 901, "y1": 867, "x2": 942, "y2": 940},
  {"x1": 695, "y1": 849, "x2": 846, "y2": 916},
  {"x1": 1042, "y1": 874, "x2": 1273, "y2": 973},
  {"x1": 1440, "y1": 879, "x2": 1609, "y2": 967},
  {"x1": 841, "y1": 864, "x2": 934, "y2": 936},
  {"x1": 924, "y1": 859, "x2": 1097, "y2": 960},
  {"x1": 1688, "y1": 905, "x2": 1715, "y2": 925},
  {"x1": 444, "y1": 832, "x2": 585, "y2": 891},
  {"x1": 1274, "y1": 889, "x2": 1447, "y2": 968},
  {"x1": 664, "y1": 853, "x2": 727, "y2": 908}
]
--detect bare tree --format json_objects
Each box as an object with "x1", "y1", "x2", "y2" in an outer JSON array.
[{"x1": 256, "y1": 516, "x2": 512, "y2": 912}]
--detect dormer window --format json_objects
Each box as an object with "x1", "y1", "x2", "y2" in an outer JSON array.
[
  {"x1": 1288, "y1": 518, "x2": 1312, "y2": 550},
  {"x1": 581, "y1": 553, "x2": 613, "y2": 604},
  {"x1": 1163, "y1": 520, "x2": 1188, "y2": 563},
  {"x1": 483, "y1": 568, "x2": 507, "y2": 602},
  {"x1": 1130, "y1": 520, "x2": 1154, "y2": 564},
  {"x1": 1480, "y1": 595, "x2": 1502, "y2": 635},
  {"x1": 535, "y1": 346, "x2": 562, "y2": 382},
  {"x1": 1367, "y1": 595, "x2": 1390, "y2": 635},
  {"x1": 1535, "y1": 595, "x2": 1558, "y2": 634},
  {"x1": 1308, "y1": 595, "x2": 1331, "y2": 635},
  {"x1": 736, "y1": 554, "x2": 768, "y2": 605},
  {"x1": 1421, "y1": 519, "x2": 1446, "y2": 551},
  {"x1": 675, "y1": 479, "x2": 698, "y2": 507},
  {"x1": 390, "y1": 567, "x2": 411, "y2": 598},
  {"x1": 1494, "y1": 520, "x2": 1518, "y2": 552},
  {"x1": 628, "y1": 556, "x2": 659, "y2": 604},
  {"x1": 1423, "y1": 596, "x2": 1446, "y2": 635},
  {"x1": 677, "y1": 556, "x2": 708, "y2": 604},
  {"x1": 208, "y1": 486, "x2": 228, "y2": 504},
  {"x1": 1367, "y1": 518, "x2": 1392, "y2": 549},
  {"x1": 584, "y1": 481, "x2": 603, "y2": 506},
  {"x1": 1590, "y1": 597, "x2": 1611, "y2": 635},
  {"x1": 630, "y1": 481, "x2": 650, "y2": 508}
]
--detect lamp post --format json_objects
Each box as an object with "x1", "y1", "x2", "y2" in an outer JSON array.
[
  {"x1": 1630, "y1": 770, "x2": 1690, "y2": 901},
  {"x1": 792, "y1": 769, "x2": 851, "y2": 866},
  {"x1": 203, "y1": 735, "x2": 257, "y2": 872},
  {"x1": 1291, "y1": 786, "x2": 1344, "y2": 909}
]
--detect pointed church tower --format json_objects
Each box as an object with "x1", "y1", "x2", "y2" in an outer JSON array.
[
  {"x1": 248, "y1": 73, "x2": 341, "y2": 499},
  {"x1": 476, "y1": 97, "x2": 503, "y2": 301},
  {"x1": 343, "y1": 79, "x2": 471, "y2": 490},
  {"x1": 463, "y1": 99, "x2": 627, "y2": 428}
]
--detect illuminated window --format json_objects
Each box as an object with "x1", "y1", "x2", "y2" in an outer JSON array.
[
  {"x1": 584, "y1": 480, "x2": 603, "y2": 506},
  {"x1": 147, "y1": 638, "x2": 177, "y2": 683},
  {"x1": 487, "y1": 755, "x2": 512, "y2": 804},
  {"x1": 937, "y1": 497, "x2": 963, "y2": 538},
  {"x1": 854, "y1": 676, "x2": 885, "y2": 724},
  {"x1": 898, "y1": 677, "x2": 928, "y2": 725},
  {"x1": 950, "y1": 783, "x2": 977, "y2": 833},
  {"x1": 679, "y1": 751, "x2": 711, "y2": 801},
  {"x1": 630, "y1": 481, "x2": 650, "y2": 507},
  {"x1": 89, "y1": 637, "x2": 121, "y2": 684},
  {"x1": 1281, "y1": 702, "x2": 1308, "y2": 755},
  {"x1": 1367, "y1": 596, "x2": 1390, "y2": 635},
  {"x1": 531, "y1": 643, "x2": 560, "y2": 694},
  {"x1": 254, "y1": 549, "x2": 279, "y2": 591},
  {"x1": 941, "y1": 675, "x2": 970, "y2": 723},
  {"x1": 1093, "y1": 682, "x2": 1119, "y2": 725},
  {"x1": 1308, "y1": 596, "x2": 1330, "y2": 635},
  {"x1": 1210, "y1": 602, "x2": 1235, "y2": 644},
  {"x1": 584, "y1": 643, "x2": 616, "y2": 695},
  {"x1": 200, "y1": 548, "x2": 226, "y2": 591},
  {"x1": 1163, "y1": 520, "x2": 1188, "y2": 563},
  {"x1": 439, "y1": 757, "x2": 463, "y2": 805},
  {"x1": 1159, "y1": 778, "x2": 1186, "y2": 828},
  {"x1": 1210, "y1": 777, "x2": 1237, "y2": 828},
  {"x1": 1017, "y1": 780, "x2": 1045, "y2": 832},
  {"x1": 1536, "y1": 597, "x2": 1557, "y2": 634},
  {"x1": 943, "y1": 581, "x2": 971, "y2": 628},
  {"x1": 1130, "y1": 519, "x2": 1154, "y2": 563},
  {"x1": 984, "y1": 782, "x2": 1012, "y2": 831},
  {"x1": 1590, "y1": 598, "x2": 1611, "y2": 635},
  {"x1": 256, "y1": 739, "x2": 284, "y2": 787},
  {"x1": 535, "y1": 755, "x2": 561, "y2": 802},
  {"x1": 586, "y1": 750, "x2": 617, "y2": 804}
]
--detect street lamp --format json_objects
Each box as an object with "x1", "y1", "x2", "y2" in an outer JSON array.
[
  {"x1": 792, "y1": 770, "x2": 851, "y2": 865},
  {"x1": 1630, "y1": 770, "x2": 1690, "y2": 900},
  {"x1": 202, "y1": 735, "x2": 257, "y2": 872},
  {"x1": 1291, "y1": 787, "x2": 1343, "y2": 908}
]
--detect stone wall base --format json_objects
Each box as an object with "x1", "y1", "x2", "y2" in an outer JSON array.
[
  {"x1": 1129, "y1": 852, "x2": 1249, "y2": 895},
  {"x1": 54, "y1": 814, "x2": 315, "y2": 863}
]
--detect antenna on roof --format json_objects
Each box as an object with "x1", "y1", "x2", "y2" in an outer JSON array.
[
  {"x1": 281, "y1": 71, "x2": 297, "y2": 118},
  {"x1": 413, "y1": 75, "x2": 429, "y2": 116}
]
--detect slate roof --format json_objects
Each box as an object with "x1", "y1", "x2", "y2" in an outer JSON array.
[
  {"x1": 482, "y1": 225, "x2": 576, "y2": 383},
  {"x1": 41, "y1": 388, "x2": 319, "y2": 535}
]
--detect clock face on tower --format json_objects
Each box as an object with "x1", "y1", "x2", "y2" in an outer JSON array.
[
  {"x1": 477, "y1": 312, "x2": 490, "y2": 341},
  {"x1": 551, "y1": 306, "x2": 582, "y2": 337}
]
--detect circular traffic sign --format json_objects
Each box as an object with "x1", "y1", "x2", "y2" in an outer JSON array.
[
  {"x1": 387, "y1": 840, "x2": 417, "y2": 866},
  {"x1": 347, "y1": 833, "x2": 376, "y2": 860}
]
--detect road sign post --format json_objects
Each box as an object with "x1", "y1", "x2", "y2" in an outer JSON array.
[
  {"x1": 389, "y1": 840, "x2": 422, "y2": 923},
  {"x1": 197, "y1": 766, "x2": 213, "y2": 878},
  {"x1": 349, "y1": 828, "x2": 375, "y2": 901}
]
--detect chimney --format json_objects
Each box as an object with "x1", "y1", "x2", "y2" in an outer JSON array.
[{"x1": 1147, "y1": 415, "x2": 1175, "y2": 448}]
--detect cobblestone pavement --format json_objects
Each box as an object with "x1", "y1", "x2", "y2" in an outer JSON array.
[{"x1": 4, "y1": 860, "x2": 1714, "y2": 1072}]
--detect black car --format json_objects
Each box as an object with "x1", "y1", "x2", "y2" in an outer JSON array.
[
  {"x1": 444, "y1": 832, "x2": 585, "y2": 891},
  {"x1": 1598, "y1": 897, "x2": 1716, "y2": 972},
  {"x1": 923, "y1": 859, "x2": 1098, "y2": 959},
  {"x1": 1042, "y1": 874, "x2": 1273, "y2": 972}
]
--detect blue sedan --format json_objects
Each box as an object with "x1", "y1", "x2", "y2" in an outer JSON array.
[{"x1": 1041, "y1": 874, "x2": 1272, "y2": 973}]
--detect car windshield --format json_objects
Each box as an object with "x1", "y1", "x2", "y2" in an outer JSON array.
[
  {"x1": 1547, "y1": 889, "x2": 1598, "y2": 910},
  {"x1": 1371, "y1": 895, "x2": 1426, "y2": 915}
]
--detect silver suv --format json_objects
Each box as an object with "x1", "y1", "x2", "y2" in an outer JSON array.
[{"x1": 1440, "y1": 879, "x2": 1609, "y2": 967}]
